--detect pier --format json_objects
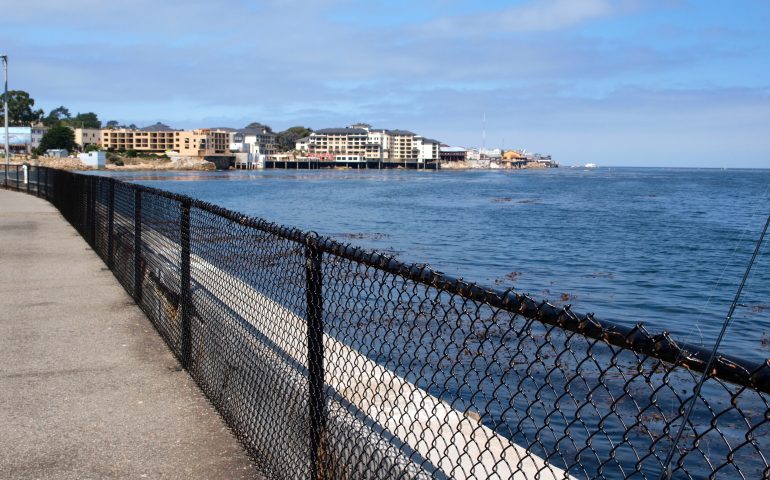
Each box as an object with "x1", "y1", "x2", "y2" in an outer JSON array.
[
  {"x1": 264, "y1": 159, "x2": 440, "y2": 170},
  {"x1": 0, "y1": 188, "x2": 258, "y2": 479}
]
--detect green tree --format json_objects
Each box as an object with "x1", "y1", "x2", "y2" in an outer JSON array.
[
  {"x1": 37, "y1": 125, "x2": 76, "y2": 153},
  {"x1": 43, "y1": 105, "x2": 71, "y2": 126},
  {"x1": 0, "y1": 90, "x2": 44, "y2": 126},
  {"x1": 276, "y1": 126, "x2": 313, "y2": 152},
  {"x1": 106, "y1": 120, "x2": 119, "y2": 129},
  {"x1": 245, "y1": 122, "x2": 273, "y2": 132},
  {"x1": 67, "y1": 112, "x2": 101, "y2": 128}
]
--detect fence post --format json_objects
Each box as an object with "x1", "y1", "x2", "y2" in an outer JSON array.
[
  {"x1": 133, "y1": 189, "x2": 142, "y2": 302},
  {"x1": 180, "y1": 202, "x2": 192, "y2": 369},
  {"x1": 80, "y1": 176, "x2": 91, "y2": 233},
  {"x1": 107, "y1": 179, "x2": 115, "y2": 269},
  {"x1": 25, "y1": 165, "x2": 30, "y2": 194},
  {"x1": 305, "y1": 236, "x2": 325, "y2": 480},
  {"x1": 88, "y1": 176, "x2": 96, "y2": 246},
  {"x1": 16, "y1": 165, "x2": 20, "y2": 190}
]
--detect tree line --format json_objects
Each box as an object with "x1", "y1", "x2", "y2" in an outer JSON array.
[{"x1": 1, "y1": 90, "x2": 315, "y2": 153}]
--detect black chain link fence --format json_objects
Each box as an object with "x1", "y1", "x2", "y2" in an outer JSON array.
[{"x1": 5, "y1": 165, "x2": 770, "y2": 479}]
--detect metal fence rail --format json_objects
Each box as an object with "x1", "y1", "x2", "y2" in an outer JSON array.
[{"x1": 4, "y1": 165, "x2": 770, "y2": 479}]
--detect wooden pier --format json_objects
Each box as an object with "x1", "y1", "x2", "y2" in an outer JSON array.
[{"x1": 264, "y1": 160, "x2": 440, "y2": 170}]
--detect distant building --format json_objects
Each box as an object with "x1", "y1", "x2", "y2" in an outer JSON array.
[
  {"x1": 232, "y1": 125, "x2": 277, "y2": 157},
  {"x1": 101, "y1": 123, "x2": 177, "y2": 152},
  {"x1": 45, "y1": 149, "x2": 68, "y2": 158},
  {"x1": 3, "y1": 126, "x2": 46, "y2": 154},
  {"x1": 175, "y1": 129, "x2": 230, "y2": 157},
  {"x1": 415, "y1": 137, "x2": 440, "y2": 162},
  {"x1": 78, "y1": 151, "x2": 106, "y2": 168},
  {"x1": 503, "y1": 150, "x2": 525, "y2": 160},
  {"x1": 480, "y1": 148, "x2": 502, "y2": 160},
  {"x1": 99, "y1": 123, "x2": 231, "y2": 157},
  {"x1": 73, "y1": 128, "x2": 101, "y2": 150},
  {"x1": 440, "y1": 146, "x2": 468, "y2": 162},
  {"x1": 296, "y1": 124, "x2": 440, "y2": 162}
]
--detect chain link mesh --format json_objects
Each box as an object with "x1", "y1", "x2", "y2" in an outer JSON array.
[{"x1": 6, "y1": 167, "x2": 770, "y2": 479}]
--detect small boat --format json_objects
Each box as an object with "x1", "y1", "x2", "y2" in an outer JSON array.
[{"x1": 584, "y1": 163, "x2": 598, "y2": 169}]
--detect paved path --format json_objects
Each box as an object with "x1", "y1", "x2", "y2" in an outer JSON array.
[{"x1": 0, "y1": 189, "x2": 259, "y2": 479}]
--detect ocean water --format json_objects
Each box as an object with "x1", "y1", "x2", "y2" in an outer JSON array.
[
  {"x1": 92, "y1": 166, "x2": 770, "y2": 478},
  {"x1": 103, "y1": 167, "x2": 770, "y2": 361}
]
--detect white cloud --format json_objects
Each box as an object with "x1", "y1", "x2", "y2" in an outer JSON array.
[{"x1": 423, "y1": 0, "x2": 625, "y2": 36}]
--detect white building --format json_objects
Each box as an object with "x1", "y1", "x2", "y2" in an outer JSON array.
[
  {"x1": 414, "y1": 137, "x2": 440, "y2": 163},
  {"x1": 296, "y1": 124, "x2": 440, "y2": 162},
  {"x1": 479, "y1": 148, "x2": 502, "y2": 159},
  {"x1": 232, "y1": 126, "x2": 277, "y2": 158},
  {"x1": 3, "y1": 126, "x2": 47, "y2": 154},
  {"x1": 78, "y1": 151, "x2": 106, "y2": 168}
]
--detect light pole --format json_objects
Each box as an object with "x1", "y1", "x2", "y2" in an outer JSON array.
[{"x1": 2, "y1": 55, "x2": 9, "y2": 171}]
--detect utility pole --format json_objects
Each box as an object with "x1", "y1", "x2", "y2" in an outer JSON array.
[{"x1": 2, "y1": 55, "x2": 9, "y2": 169}]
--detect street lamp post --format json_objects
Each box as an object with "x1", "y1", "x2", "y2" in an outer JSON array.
[{"x1": 2, "y1": 55, "x2": 9, "y2": 172}]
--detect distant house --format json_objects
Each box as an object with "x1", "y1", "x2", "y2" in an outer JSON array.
[
  {"x1": 3, "y1": 126, "x2": 47, "y2": 154},
  {"x1": 45, "y1": 149, "x2": 68, "y2": 158}
]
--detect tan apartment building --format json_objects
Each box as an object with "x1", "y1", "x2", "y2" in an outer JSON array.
[
  {"x1": 303, "y1": 127, "x2": 369, "y2": 158},
  {"x1": 175, "y1": 129, "x2": 230, "y2": 157},
  {"x1": 101, "y1": 123, "x2": 177, "y2": 152},
  {"x1": 100, "y1": 123, "x2": 230, "y2": 157},
  {"x1": 73, "y1": 128, "x2": 101, "y2": 149},
  {"x1": 389, "y1": 130, "x2": 418, "y2": 161}
]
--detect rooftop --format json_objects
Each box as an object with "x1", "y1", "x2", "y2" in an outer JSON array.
[
  {"x1": 314, "y1": 128, "x2": 368, "y2": 135},
  {"x1": 139, "y1": 122, "x2": 176, "y2": 132}
]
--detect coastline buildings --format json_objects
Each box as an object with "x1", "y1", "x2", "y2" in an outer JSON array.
[
  {"x1": 29, "y1": 120, "x2": 557, "y2": 169},
  {"x1": 295, "y1": 124, "x2": 440, "y2": 163},
  {"x1": 98, "y1": 123, "x2": 230, "y2": 157}
]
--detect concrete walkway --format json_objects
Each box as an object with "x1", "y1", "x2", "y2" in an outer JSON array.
[{"x1": 0, "y1": 189, "x2": 259, "y2": 479}]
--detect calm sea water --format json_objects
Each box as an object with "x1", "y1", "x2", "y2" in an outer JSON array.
[
  {"x1": 103, "y1": 167, "x2": 770, "y2": 361},
  {"x1": 96, "y1": 168, "x2": 770, "y2": 478}
]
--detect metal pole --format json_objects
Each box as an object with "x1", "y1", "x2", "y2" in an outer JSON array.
[
  {"x1": 180, "y1": 202, "x2": 192, "y2": 370},
  {"x1": 107, "y1": 179, "x2": 115, "y2": 269},
  {"x1": 2, "y1": 55, "x2": 9, "y2": 179},
  {"x1": 305, "y1": 236, "x2": 325, "y2": 479},
  {"x1": 133, "y1": 189, "x2": 143, "y2": 303}
]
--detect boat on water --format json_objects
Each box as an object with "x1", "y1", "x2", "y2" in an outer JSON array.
[{"x1": 584, "y1": 163, "x2": 598, "y2": 169}]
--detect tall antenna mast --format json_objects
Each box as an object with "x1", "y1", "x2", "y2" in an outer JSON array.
[{"x1": 482, "y1": 112, "x2": 486, "y2": 152}]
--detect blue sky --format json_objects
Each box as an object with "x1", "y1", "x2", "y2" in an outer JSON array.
[{"x1": 2, "y1": 0, "x2": 769, "y2": 167}]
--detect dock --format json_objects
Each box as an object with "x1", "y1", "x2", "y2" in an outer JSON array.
[{"x1": 265, "y1": 159, "x2": 440, "y2": 170}]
